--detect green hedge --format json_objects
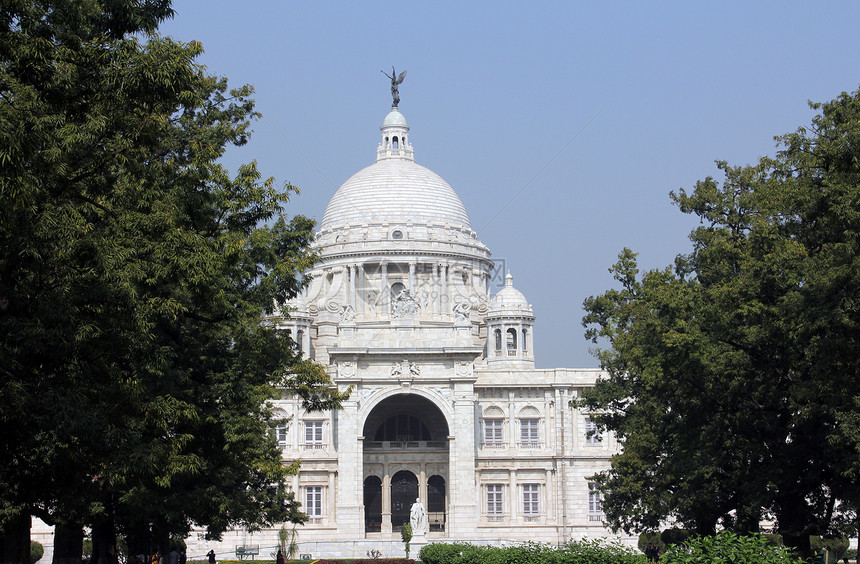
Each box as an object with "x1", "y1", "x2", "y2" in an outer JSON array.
[
  {"x1": 308, "y1": 560, "x2": 413, "y2": 564},
  {"x1": 660, "y1": 532, "x2": 801, "y2": 564},
  {"x1": 418, "y1": 539, "x2": 642, "y2": 564}
]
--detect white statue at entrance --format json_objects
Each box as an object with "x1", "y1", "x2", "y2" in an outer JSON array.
[{"x1": 410, "y1": 498, "x2": 427, "y2": 535}]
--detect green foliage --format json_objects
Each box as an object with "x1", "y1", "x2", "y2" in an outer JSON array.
[
  {"x1": 310, "y1": 560, "x2": 413, "y2": 564},
  {"x1": 661, "y1": 532, "x2": 800, "y2": 564},
  {"x1": 419, "y1": 542, "x2": 482, "y2": 564},
  {"x1": 400, "y1": 523, "x2": 412, "y2": 559},
  {"x1": 417, "y1": 540, "x2": 641, "y2": 564},
  {"x1": 811, "y1": 536, "x2": 850, "y2": 561},
  {"x1": 581, "y1": 86, "x2": 860, "y2": 548},
  {"x1": 661, "y1": 529, "x2": 691, "y2": 547},
  {"x1": 30, "y1": 541, "x2": 44, "y2": 563},
  {"x1": 638, "y1": 532, "x2": 665, "y2": 554},
  {"x1": 0, "y1": 0, "x2": 347, "y2": 558}
]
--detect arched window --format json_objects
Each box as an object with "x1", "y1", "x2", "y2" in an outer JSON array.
[
  {"x1": 494, "y1": 329, "x2": 502, "y2": 352},
  {"x1": 392, "y1": 136, "x2": 399, "y2": 149},
  {"x1": 519, "y1": 406, "x2": 540, "y2": 448},
  {"x1": 272, "y1": 410, "x2": 289, "y2": 447},
  {"x1": 427, "y1": 475, "x2": 446, "y2": 531},
  {"x1": 521, "y1": 328, "x2": 528, "y2": 352},
  {"x1": 391, "y1": 470, "x2": 418, "y2": 531},
  {"x1": 296, "y1": 329, "x2": 304, "y2": 353},
  {"x1": 364, "y1": 476, "x2": 382, "y2": 532},
  {"x1": 482, "y1": 406, "x2": 505, "y2": 447},
  {"x1": 507, "y1": 328, "x2": 517, "y2": 355}
]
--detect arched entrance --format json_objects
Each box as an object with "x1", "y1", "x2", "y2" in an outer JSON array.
[
  {"x1": 363, "y1": 476, "x2": 382, "y2": 532},
  {"x1": 362, "y1": 394, "x2": 449, "y2": 535},
  {"x1": 390, "y1": 470, "x2": 418, "y2": 530}
]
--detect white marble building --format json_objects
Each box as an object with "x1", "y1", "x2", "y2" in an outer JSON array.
[{"x1": 197, "y1": 105, "x2": 629, "y2": 559}]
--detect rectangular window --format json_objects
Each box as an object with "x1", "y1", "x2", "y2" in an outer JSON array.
[
  {"x1": 486, "y1": 484, "x2": 504, "y2": 516},
  {"x1": 305, "y1": 486, "x2": 322, "y2": 517},
  {"x1": 304, "y1": 420, "x2": 323, "y2": 448},
  {"x1": 588, "y1": 483, "x2": 603, "y2": 513},
  {"x1": 520, "y1": 418, "x2": 539, "y2": 447},
  {"x1": 522, "y1": 484, "x2": 540, "y2": 515},
  {"x1": 275, "y1": 422, "x2": 288, "y2": 446},
  {"x1": 483, "y1": 419, "x2": 504, "y2": 446},
  {"x1": 584, "y1": 416, "x2": 602, "y2": 445}
]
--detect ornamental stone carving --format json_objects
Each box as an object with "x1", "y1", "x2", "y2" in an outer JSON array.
[
  {"x1": 391, "y1": 359, "x2": 420, "y2": 377},
  {"x1": 453, "y1": 299, "x2": 472, "y2": 323},
  {"x1": 338, "y1": 361, "x2": 356, "y2": 378},
  {"x1": 392, "y1": 288, "x2": 419, "y2": 318},
  {"x1": 340, "y1": 304, "x2": 355, "y2": 325}
]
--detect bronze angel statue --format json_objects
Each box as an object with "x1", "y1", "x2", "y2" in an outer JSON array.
[{"x1": 382, "y1": 66, "x2": 407, "y2": 108}]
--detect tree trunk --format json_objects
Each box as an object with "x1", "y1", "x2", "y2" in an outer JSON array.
[
  {"x1": 123, "y1": 521, "x2": 150, "y2": 562},
  {"x1": 151, "y1": 520, "x2": 169, "y2": 561},
  {"x1": 782, "y1": 533, "x2": 812, "y2": 563},
  {"x1": 0, "y1": 511, "x2": 31, "y2": 564},
  {"x1": 52, "y1": 523, "x2": 84, "y2": 564},
  {"x1": 90, "y1": 518, "x2": 119, "y2": 564}
]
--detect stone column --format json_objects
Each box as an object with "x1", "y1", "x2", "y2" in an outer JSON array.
[
  {"x1": 329, "y1": 470, "x2": 337, "y2": 520},
  {"x1": 419, "y1": 466, "x2": 427, "y2": 503},
  {"x1": 509, "y1": 470, "x2": 518, "y2": 522},
  {"x1": 381, "y1": 262, "x2": 388, "y2": 315},
  {"x1": 441, "y1": 264, "x2": 448, "y2": 315},
  {"x1": 409, "y1": 261, "x2": 416, "y2": 293},
  {"x1": 382, "y1": 468, "x2": 392, "y2": 533},
  {"x1": 517, "y1": 323, "x2": 524, "y2": 358},
  {"x1": 357, "y1": 265, "x2": 364, "y2": 314},
  {"x1": 448, "y1": 392, "x2": 478, "y2": 535},
  {"x1": 334, "y1": 399, "x2": 362, "y2": 536},
  {"x1": 341, "y1": 266, "x2": 349, "y2": 307},
  {"x1": 350, "y1": 264, "x2": 357, "y2": 309},
  {"x1": 545, "y1": 468, "x2": 554, "y2": 520},
  {"x1": 434, "y1": 263, "x2": 441, "y2": 314}
]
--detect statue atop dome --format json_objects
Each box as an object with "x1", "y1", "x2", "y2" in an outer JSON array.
[{"x1": 381, "y1": 66, "x2": 407, "y2": 109}]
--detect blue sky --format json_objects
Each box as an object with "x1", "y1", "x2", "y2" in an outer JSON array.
[{"x1": 159, "y1": 1, "x2": 860, "y2": 369}]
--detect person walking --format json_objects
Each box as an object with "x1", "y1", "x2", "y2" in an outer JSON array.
[{"x1": 207, "y1": 550, "x2": 215, "y2": 564}]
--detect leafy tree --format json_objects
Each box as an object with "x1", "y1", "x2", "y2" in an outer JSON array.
[
  {"x1": 0, "y1": 2, "x2": 347, "y2": 563},
  {"x1": 400, "y1": 522, "x2": 412, "y2": 559},
  {"x1": 582, "y1": 87, "x2": 860, "y2": 559}
]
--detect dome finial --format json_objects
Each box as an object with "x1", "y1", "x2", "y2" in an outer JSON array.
[{"x1": 381, "y1": 66, "x2": 407, "y2": 109}]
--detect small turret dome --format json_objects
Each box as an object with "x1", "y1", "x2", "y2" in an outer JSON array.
[
  {"x1": 383, "y1": 109, "x2": 408, "y2": 126},
  {"x1": 490, "y1": 272, "x2": 532, "y2": 313}
]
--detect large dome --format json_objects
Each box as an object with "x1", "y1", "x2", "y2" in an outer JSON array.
[
  {"x1": 319, "y1": 108, "x2": 472, "y2": 232},
  {"x1": 320, "y1": 159, "x2": 471, "y2": 230}
]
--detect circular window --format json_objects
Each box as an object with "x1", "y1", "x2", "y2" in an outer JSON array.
[{"x1": 391, "y1": 230, "x2": 404, "y2": 240}]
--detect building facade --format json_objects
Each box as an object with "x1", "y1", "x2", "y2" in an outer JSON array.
[{"x1": 200, "y1": 104, "x2": 628, "y2": 559}]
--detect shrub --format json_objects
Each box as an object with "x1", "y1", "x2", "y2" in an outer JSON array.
[
  {"x1": 810, "y1": 536, "x2": 850, "y2": 562},
  {"x1": 660, "y1": 529, "x2": 691, "y2": 547},
  {"x1": 418, "y1": 540, "x2": 641, "y2": 564},
  {"x1": 661, "y1": 532, "x2": 801, "y2": 564},
  {"x1": 556, "y1": 538, "x2": 643, "y2": 564},
  {"x1": 638, "y1": 532, "x2": 665, "y2": 556},
  {"x1": 419, "y1": 542, "x2": 483, "y2": 564},
  {"x1": 30, "y1": 541, "x2": 44, "y2": 563}
]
